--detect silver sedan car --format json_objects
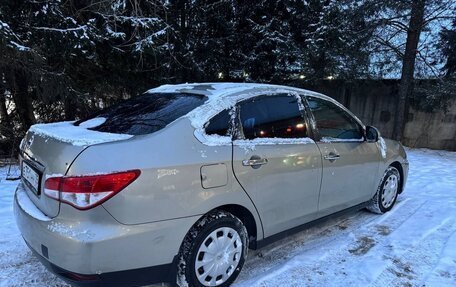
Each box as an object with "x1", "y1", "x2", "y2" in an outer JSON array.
[{"x1": 14, "y1": 83, "x2": 408, "y2": 287}]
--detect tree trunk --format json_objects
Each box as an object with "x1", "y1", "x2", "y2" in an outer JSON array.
[
  {"x1": 64, "y1": 94, "x2": 76, "y2": 121},
  {"x1": 393, "y1": 0, "x2": 426, "y2": 141},
  {"x1": 176, "y1": 0, "x2": 188, "y2": 82},
  {"x1": 9, "y1": 69, "x2": 36, "y2": 130}
]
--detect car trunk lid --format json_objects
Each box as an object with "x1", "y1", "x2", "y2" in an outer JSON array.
[{"x1": 20, "y1": 121, "x2": 133, "y2": 218}]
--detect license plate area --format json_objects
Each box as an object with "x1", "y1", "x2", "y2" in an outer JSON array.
[{"x1": 21, "y1": 161, "x2": 42, "y2": 196}]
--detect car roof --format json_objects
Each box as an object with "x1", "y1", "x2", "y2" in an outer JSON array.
[{"x1": 146, "y1": 82, "x2": 326, "y2": 99}]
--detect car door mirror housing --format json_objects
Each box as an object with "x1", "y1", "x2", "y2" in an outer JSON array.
[{"x1": 365, "y1": 126, "x2": 380, "y2": 142}]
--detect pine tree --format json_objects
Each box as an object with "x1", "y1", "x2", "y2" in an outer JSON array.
[{"x1": 0, "y1": 0, "x2": 171, "y2": 131}]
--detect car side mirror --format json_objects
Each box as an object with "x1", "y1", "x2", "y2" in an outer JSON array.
[{"x1": 365, "y1": 126, "x2": 380, "y2": 142}]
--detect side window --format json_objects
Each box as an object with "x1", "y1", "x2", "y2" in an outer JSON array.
[
  {"x1": 239, "y1": 94, "x2": 307, "y2": 140},
  {"x1": 205, "y1": 109, "x2": 231, "y2": 136},
  {"x1": 307, "y1": 96, "x2": 363, "y2": 140}
]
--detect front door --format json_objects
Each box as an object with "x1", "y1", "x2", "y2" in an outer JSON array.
[
  {"x1": 305, "y1": 96, "x2": 380, "y2": 217},
  {"x1": 232, "y1": 93, "x2": 322, "y2": 237}
]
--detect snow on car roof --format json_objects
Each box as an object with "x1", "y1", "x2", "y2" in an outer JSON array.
[{"x1": 147, "y1": 82, "x2": 324, "y2": 99}]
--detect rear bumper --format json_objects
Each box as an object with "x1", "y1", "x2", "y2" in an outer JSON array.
[
  {"x1": 14, "y1": 182, "x2": 198, "y2": 286},
  {"x1": 24, "y1": 239, "x2": 175, "y2": 287}
]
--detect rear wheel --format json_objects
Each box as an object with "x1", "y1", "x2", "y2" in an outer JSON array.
[
  {"x1": 177, "y1": 210, "x2": 248, "y2": 287},
  {"x1": 367, "y1": 166, "x2": 401, "y2": 214}
]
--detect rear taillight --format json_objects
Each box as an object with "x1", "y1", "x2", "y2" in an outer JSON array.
[{"x1": 44, "y1": 170, "x2": 140, "y2": 210}]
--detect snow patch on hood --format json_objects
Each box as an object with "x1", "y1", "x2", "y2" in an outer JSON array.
[{"x1": 29, "y1": 121, "x2": 132, "y2": 147}]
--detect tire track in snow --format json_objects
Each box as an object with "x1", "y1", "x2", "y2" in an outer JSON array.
[
  {"x1": 369, "y1": 217, "x2": 456, "y2": 287},
  {"x1": 236, "y1": 212, "x2": 374, "y2": 279},
  {"x1": 234, "y1": 195, "x2": 428, "y2": 287}
]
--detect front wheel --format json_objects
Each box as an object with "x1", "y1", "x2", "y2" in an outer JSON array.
[
  {"x1": 367, "y1": 166, "x2": 401, "y2": 214},
  {"x1": 177, "y1": 210, "x2": 248, "y2": 287}
]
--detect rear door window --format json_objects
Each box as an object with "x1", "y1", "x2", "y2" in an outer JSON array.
[
  {"x1": 238, "y1": 94, "x2": 307, "y2": 140},
  {"x1": 204, "y1": 109, "x2": 231, "y2": 136},
  {"x1": 75, "y1": 93, "x2": 207, "y2": 135}
]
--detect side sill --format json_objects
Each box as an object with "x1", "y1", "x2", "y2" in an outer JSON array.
[{"x1": 254, "y1": 201, "x2": 370, "y2": 250}]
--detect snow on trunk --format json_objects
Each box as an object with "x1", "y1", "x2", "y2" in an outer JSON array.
[{"x1": 29, "y1": 121, "x2": 132, "y2": 147}]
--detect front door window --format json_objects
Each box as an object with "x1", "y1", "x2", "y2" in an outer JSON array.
[{"x1": 307, "y1": 97, "x2": 363, "y2": 141}]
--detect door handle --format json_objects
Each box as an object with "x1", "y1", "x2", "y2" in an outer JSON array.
[
  {"x1": 242, "y1": 157, "x2": 268, "y2": 167},
  {"x1": 324, "y1": 152, "x2": 340, "y2": 161}
]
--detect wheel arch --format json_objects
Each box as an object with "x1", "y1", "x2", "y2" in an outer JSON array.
[
  {"x1": 178, "y1": 201, "x2": 263, "y2": 258},
  {"x1": 207, "y1": 204, "x2": 259, "y2": 249}
]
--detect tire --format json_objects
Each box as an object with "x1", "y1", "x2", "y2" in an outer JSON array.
[
  {"x1": 367, "y1": 166, "x2": 401, "y2": 214},
  {"x1": 176, "y1": 210, "x2": 248, "y2": 287}
]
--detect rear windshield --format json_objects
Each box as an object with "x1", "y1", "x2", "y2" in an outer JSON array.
[{"x1": 75, "y1": 92, "x2": 207, "y2": 135}]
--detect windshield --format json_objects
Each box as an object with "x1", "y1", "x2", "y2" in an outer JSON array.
[{"x1": 75, "y1": 92, "x2": 207, "y2": 135}]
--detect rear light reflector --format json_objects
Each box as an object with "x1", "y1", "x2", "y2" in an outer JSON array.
[{"x1": 44, "y1": 170, "x2": 140, "y2": 210}]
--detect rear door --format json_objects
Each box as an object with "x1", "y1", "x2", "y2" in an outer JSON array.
[
  {"x1": 232, "y1": 93, "x2": 322, "y2": 237},
  {"x1": 305, "y1": 96, "x2": 380, "y2": 217}
]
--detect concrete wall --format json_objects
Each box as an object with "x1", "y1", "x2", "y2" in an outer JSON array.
[{"x1": 291, "y1": 79, "x2": 456, "y2": 151}]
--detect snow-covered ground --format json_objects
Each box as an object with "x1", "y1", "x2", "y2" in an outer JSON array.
[{"x1": 0, "y1": 148, "x2": 455, "y2": 287}]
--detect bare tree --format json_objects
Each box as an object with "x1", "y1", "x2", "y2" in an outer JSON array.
[
  {"x1": 393, "y1": 0, "x2": 426, "y2": 141},
  {"x1": 371, "y1": 0, "x2": 455, "y2": 140}
]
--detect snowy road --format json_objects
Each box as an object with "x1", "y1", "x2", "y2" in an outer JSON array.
[{"x1": 1, "y1": 149, "x2": 455, "y2": 287}]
